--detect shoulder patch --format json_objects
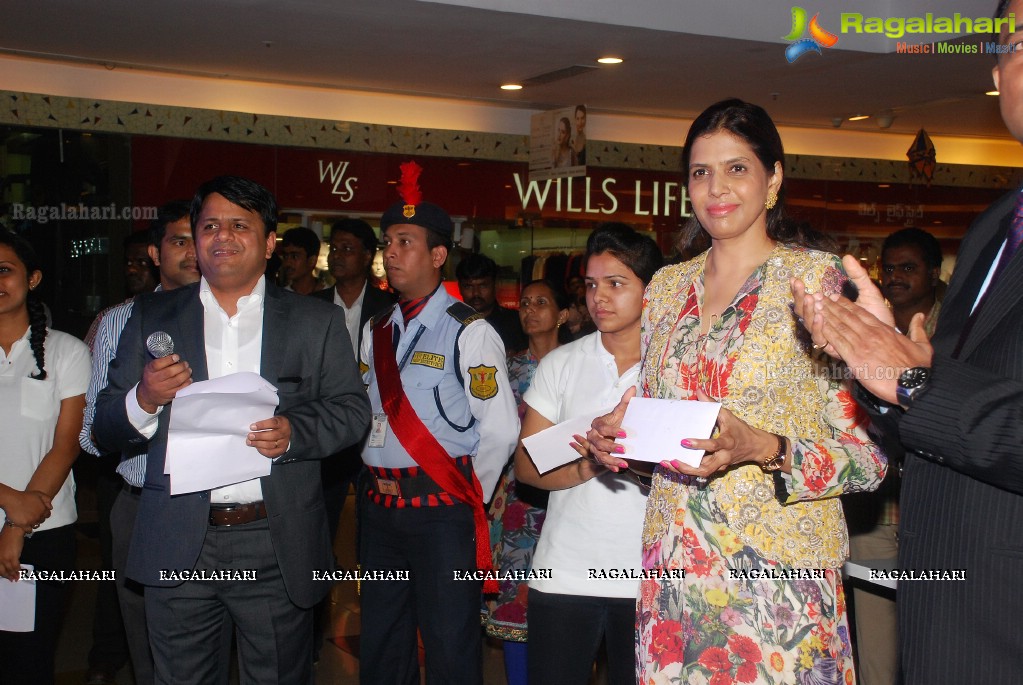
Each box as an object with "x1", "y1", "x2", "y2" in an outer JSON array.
[
  {"x1": 446, "y1": 301, "x2": 483, "y2": 326},
  {"x1": 467, "y1": 364, "x2": 499, "y2": 400}
]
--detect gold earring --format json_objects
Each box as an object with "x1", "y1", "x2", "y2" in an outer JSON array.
[{"x1": 765, "y1": 191, "x2": 778, "y2": 210}]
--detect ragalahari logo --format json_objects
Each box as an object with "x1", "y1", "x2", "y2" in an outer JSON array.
[{"x1": 783, "y1": 7, "x2": 839, "y2": 62}]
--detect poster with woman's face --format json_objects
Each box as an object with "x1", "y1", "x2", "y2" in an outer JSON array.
[{"x1": 529, "y1": 104, "x2": 587, "y2": 180}]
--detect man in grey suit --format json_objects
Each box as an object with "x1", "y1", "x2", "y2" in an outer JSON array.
[
  {"x1": 793, "y1": 3, "x2": 1023, "y2": 680},
  {"x1": 94, "y1": 176, "x2": 371, "y2": 685}
]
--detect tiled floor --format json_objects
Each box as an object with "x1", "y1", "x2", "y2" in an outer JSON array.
[{"x1": 54, "y1": 468, "x2": 509, "y2": 685}]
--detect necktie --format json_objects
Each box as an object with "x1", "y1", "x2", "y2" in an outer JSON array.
[
  {"x1": 952, "y1": 190, "x2": 1023, "y2": 357},
  {"x1": 399, "y1": 295, "x2": 429, "y2": 326},
  {"x1": 991, "y1": 190, "x2": 1023, "y2": 282}
]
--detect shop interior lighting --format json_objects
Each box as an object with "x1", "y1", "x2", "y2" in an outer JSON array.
[
  {"x1": 597, "y1": 56, "x2": 623, "y2": 64},
  {"x1": 501, "y1": 84, "x2": 523, "y2": 90}
]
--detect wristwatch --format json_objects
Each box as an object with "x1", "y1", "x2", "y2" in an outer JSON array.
[
  {"x1": 896, "y1": 367, "x2": 931, "y2": 409},
  {"x1": 761, "y1": 434, "x2": 787, "y2": 472}
]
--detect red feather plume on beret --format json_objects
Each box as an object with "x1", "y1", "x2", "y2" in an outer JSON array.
[{"x1": 397, "y1": 161, "x2": 423, "y2": 217}]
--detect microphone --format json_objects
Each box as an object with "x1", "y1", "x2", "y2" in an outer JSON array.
[{"x1": 146, "y1": 331, "x2": 175, "y2": 359}]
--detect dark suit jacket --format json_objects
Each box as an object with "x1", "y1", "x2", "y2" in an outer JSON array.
[
  {"x1": 878, "y1": 190, "x2": 1023, "y2": 683},
  {"x1": 312, "y1": 282, "x2": 396, "y2": 353},
  {"x1": 485, "y1": 305, "x2": 527, "y2": 355},
  {"x1": 312, "y1": 282, "x2": 396, "y2": 499},
  {"x1": 94, "y1": 281, "x2": 371, "y2": 608}
]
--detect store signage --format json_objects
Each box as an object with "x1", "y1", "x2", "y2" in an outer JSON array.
[
  {"x1": 318, "y1": 159, "x2": 358, "y2": 202},
  {"x1": 512, "y1": 173, "x2": 692, "y2": 218},
  {"x1": 857, "y1": 202, "x2": 924, "y2": 223}
]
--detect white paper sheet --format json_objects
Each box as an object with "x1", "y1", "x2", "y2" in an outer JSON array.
[
  {"x1": 0, "y1": 565, "x2": 36, "y2": 631},
  {"x1": 165, "y1": 372, "x2": 279, "y2": 495},
  {"x1": 617, "y1": 397, "x2": 721, "y2": 467},
  {"x1": 520, "y1": 408, "x2": 613, "y2": 474}
]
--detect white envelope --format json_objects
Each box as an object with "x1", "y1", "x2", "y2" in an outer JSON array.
[
  {"x1": 520, "y1": 409, "x2": 612, "y2": 474},
  {"x1": 617, "y1": 397, "x2": 721, "y2": 467},
  {"x1": 0, "y1": 564, "x2": 36, "y2": 631}
]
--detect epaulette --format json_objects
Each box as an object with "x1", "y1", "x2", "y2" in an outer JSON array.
[{"x1": 446, "y1": 301, "x2": 484, "y2": 326}]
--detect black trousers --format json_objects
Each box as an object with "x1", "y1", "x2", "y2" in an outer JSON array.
[
  {"x1": 527, "y1": 588, "x2": 636, "y2": 685},
  {"x1": 0, "y1": 524, "x2": 76, "y2": 685},
  {"x1": 358, "y1": 496, "x2": 482, "y2": 685},
  {"x1": 87, "y1": 463, "x2": 129, "y2": 672}
]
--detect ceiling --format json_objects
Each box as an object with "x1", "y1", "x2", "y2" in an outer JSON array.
[{"x1": 0, "y1": 0, "x2": 1012, "y2": 140}]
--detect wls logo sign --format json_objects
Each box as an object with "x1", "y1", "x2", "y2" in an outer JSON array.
[{"x1": 783, "y1": 7, "x2": 839, "y2": 62}]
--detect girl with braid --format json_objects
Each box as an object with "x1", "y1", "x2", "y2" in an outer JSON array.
[{"x1": 0, "y1": 229, "x2": 90, "y2": 685}]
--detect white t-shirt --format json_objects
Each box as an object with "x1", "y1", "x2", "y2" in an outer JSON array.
[
  {"x1": 524, "y1": 331, "x2": 647, "y2": 598},
  {"x1": 0, "y1": 328, "x2": 91, "y2": 531}
]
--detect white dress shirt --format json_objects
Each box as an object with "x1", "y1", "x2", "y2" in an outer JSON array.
[
  {"x1": 334, "y1": 282, "x2": 367, "y2": 357},
  {"x1": 126, "y1": 276, "x2": 267, "y2": 504}
]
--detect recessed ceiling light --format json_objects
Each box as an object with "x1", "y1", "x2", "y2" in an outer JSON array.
[
  {"x1": 501, "y1": 84, "x2": 523, "y2": 91},
  {"x1": 597, "y1": 56, "x2": 623, "y2": 64},
  {"x1": 987, "y1": 90, "x2": 1000, "y2": 96},
  {"x1": 848, "y1": 114, "x2": 870, "y2": 121},
  {"x1": 878, "y1": 184, "x2": 891, "y2": 188}
]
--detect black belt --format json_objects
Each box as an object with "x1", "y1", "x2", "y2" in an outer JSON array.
[
  {"x1": 209, "y1": 502, "x2": 267, "y2": 526},
  {"x1": 121, "y1": 482, "x2": 143, "y2": 496}
]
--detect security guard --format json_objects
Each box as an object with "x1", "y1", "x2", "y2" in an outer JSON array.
[{"x1": 358, "y1": 162, "x2": 519, "y2": 685}]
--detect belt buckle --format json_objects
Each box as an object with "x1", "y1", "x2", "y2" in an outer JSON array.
[{"x1": 375, "y1": 478, "x2": 402, "y2": 497}]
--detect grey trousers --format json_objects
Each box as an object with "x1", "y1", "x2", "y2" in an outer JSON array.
[
  {"x1": 110, "y1": 488, "x2": 155, "y2": 685},
  {"x1": 143, "y1": 518, "x2": 312, "y2": 685}
]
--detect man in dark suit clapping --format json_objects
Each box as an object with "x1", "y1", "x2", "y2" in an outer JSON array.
[
  {"x1": 792, "y1": 4, "x2": 1023, "y2": 680},
  {"x1": 94, "y1": 176, "x2": 370, "y2": 684}
]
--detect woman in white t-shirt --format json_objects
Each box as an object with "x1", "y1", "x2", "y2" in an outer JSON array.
[
  {"x1": 0, "y1": 230, "x2": 90, "y2": 684},
  {"x1": 514, "y1": 223, "x2": 662, "y2": 685}
]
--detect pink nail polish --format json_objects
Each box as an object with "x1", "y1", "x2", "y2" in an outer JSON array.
[
  {"x1": 616, "y1": 430, "x2": 627, "y2": 439},
  {"x1": 680, "y1": 439, "x2": 693, "y2": 448},
  {"x1": 613, "y1": 445, "x2": 625, "y2": 454},
  {"x1": 618, "y1": 461, "x2": 628, "y2": 470}
]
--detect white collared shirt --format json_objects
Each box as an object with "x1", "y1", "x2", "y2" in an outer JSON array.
[
  {"x1": 0, "y1": 328, "x2": 91, "y2": 531},
  {"x1": 334, "y1": 281, "x2": 367, "y2": 358},
  {"x1": 971, "y1": 240, "x2": 1006, "y2": 315},
  {"x1": 126, "y1": 276, "x2": 267, "y2": 504},
  {"x1": 201, "y1": 277, "x2": 266, "y2": 504}
]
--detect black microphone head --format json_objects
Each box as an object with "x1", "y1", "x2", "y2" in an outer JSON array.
[{"x1": 146, "y1": 331, "x2": 175, "y2": 358}]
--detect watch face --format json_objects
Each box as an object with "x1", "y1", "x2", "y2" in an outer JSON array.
[{"x1": 898, "y1": 367, "x2": 930, "y2": 389}]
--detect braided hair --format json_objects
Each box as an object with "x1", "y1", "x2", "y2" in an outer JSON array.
[{"x1": 0, "y1": 230, "x2": 46, "y2": 379}]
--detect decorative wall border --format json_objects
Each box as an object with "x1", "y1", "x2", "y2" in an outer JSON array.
[{"x1": 2, "y1": 90, "x2": 1020, "y2": 189}]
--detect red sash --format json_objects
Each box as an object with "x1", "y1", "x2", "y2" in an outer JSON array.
[{"x1": 372, "y1": 317, "x2": 498, "y2": 593}]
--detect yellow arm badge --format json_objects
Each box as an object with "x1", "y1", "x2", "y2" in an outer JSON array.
[
  {"x1": 410, "y1": 351, "x2": 445, "y2": 369},
  {"x1": 468, "y1": 364, "x2": 499, "y2": 400},
  {"x1": 359, "y1": 361, "x2": 369, "y2": 375}
]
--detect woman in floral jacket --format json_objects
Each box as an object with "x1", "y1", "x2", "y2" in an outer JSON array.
[{"x1": 590, "y1": 99, "x2": 887, "y2": 685}]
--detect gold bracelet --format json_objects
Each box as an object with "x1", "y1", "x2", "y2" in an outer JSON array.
[{"x1": 761, "y1": 434, "x2": 787, "y2": 472}]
